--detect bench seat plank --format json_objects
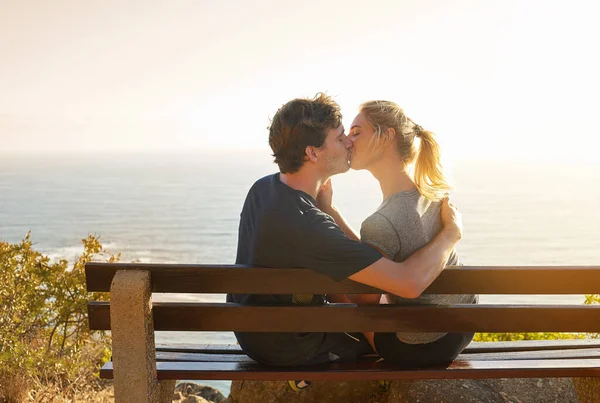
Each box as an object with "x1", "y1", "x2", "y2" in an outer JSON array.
[
  {"x1": 459, "y1": 349, "x2": 600, "y2": 361},
  {"x1": 88, "y1": 302, "x2": 600, "y2": 332},
  {"x1": 156, "y1": 344, "x2": 244, "y2": 354},
  {"x1": 154, "y1": 348, "x2": 600, "y2": 363},
  {"x1": 459, "y1": 339, "x2": 600, "y2": 353},
  {"x1": 154, "y1": 348, "x2": 600, "y2": 365},
  {"x1": 156, "y1": 352, "x2": 255, "y2": 362},
  {"x1": 155, "y1": 340, "x2": 600, "y2": 355},
  {"x1": 100, "y1": 358, "x2": 600, "y2": 380}
]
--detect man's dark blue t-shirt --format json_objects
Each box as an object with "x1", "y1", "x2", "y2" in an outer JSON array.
[
  {"x1": 228, "y1": 173, "x2": 382, "y2": 303},
  {"x1": 226, "y1": 174, "x2": 382, "y2": 365}
]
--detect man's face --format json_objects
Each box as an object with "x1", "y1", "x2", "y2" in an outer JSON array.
[{"x1": 318, "y1": 125, "x2": 353, "y2": 176}]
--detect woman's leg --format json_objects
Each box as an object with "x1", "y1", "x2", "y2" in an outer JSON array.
[{"x1": 374, "y1": 331, "x2": 475, "y2": 367}]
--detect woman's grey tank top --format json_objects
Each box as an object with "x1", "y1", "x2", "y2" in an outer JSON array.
[{"x1": 360, "y1": 187, "x2": 476, "y2": 344}]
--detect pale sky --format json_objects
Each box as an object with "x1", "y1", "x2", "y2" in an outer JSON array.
[{"x1": 1, "y1": 0, "x2": 599, "y2": 161}]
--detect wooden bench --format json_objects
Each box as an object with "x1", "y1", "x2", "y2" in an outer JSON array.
[{"x1": 85, "y1": 263, "x2": 600, "y2": 402}]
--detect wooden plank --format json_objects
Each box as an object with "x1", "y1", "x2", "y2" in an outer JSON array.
[
  {"x1": 88, "y1": 302, "x2": 600, "y2": 332},
  {"x1": 155, "y1": 340, "x2": 600, "y2": 355},
  {"x1": 462, "y1": 339, "x2": 600, "y2": 354},
  {"x1": 85, "y1": 262, "x2": 600, "y2": 294},
  {"x1": 156, "y1": 352, "x2": 254, "y2": 362},
  {"x1": 155, "y1": 348, "x2": 600, "y2": 363},
  {"x1": 88, "y1": 302, "x2": 110, "y2": 331},
  {"x1": 461, "y1": 348, "x2": 600, "y2": 361},
  {"x1": 99, "y1": 358, "x2": 600, "y2": 380},
  {"x1": 156, "y1": 344, "x2": 243, "y2": 354}
]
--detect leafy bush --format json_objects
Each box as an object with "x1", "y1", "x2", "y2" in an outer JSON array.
[
  {"x1": 0, "y1": 233, "x2": 118, "y2": 402},
  {"x1": 585, "y1": 294, "x2": 600, "y2": 306},
  {"x1": 474, "y1": 332, "x2": 585, "y2": 342}
]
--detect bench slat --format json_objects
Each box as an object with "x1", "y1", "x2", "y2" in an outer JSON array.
[
  {"x1": 155, "y1": 348, "x2": 600, "y2": 363},
  {"x1": 155, "y1": 340, "x2": 600, "y2": 355},
  {"x1": 99, "y1": 359, "x2": 600, "y2": 380},
  {"x1": 85, "y1": 263, "x2": 600, "y2": 294},
  {"x1": 460, "y1": 348, "x2": 600, "y2": 361},
  {"x1": 156, "y1": 344, "x2": 244, "y2": 354},
  {"x1": 460, "y1": 339, "x2": 600, "y2": 354},
  {"x1": 88, "y1": 302, "x2": 600, "y2": 332},
  {"x1": 157, "y1": 352, "x2": 254, "y2": 362}
]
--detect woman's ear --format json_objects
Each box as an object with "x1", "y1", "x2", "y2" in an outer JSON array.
[
  {"x1": 305, "y1": 146, "x2": 319, "y2": 163},
  {"x1": 381, "y1": 127, "x2": 397, "y2": 147}
]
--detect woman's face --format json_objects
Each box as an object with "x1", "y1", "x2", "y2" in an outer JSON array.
[{"x1": 349, "y1": 112, "x2": 383, "y2": 170}]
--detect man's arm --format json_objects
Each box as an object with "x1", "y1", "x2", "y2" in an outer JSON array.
[
  {"x1": 346, "y1": 243, "x2": 390, "y2": 305},
  {"x1": 349, "y1": 198, "x2": 462, "y2": 299},
  {"x1": 322, "y1": 206, "x2": 359, "y2": 241},
  {"x1": 316, "y1": 179, "x2": 359, "y2": 241},
  {"x1": 324, "y1": 212, "x2": 362, "y2": 302}
]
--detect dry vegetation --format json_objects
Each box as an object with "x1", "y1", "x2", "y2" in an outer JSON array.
[{"x1": 0, "y1": 234, "x2": 116, "y2": 403}]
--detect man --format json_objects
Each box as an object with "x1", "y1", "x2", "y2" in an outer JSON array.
[{"x1": 226, "y1": 92, "x2": 462, "y2": 369}]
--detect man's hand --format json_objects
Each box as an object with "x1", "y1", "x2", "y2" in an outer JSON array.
[
  {"x1": 316, "y1": 179, "x2": 360, "y2": 241},
  {"x1": 440, "y1": 197, "x2": 462, "y2": 242},
  {"x1": 316, "y1": 179, "x2": 334, "y2": 213}
]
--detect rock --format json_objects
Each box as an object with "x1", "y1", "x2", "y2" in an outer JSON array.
[
  {"x1": 572, "y1": 377, "x2": 600, "y2": 403},
  {"x1": 229, "y1": 378, "x2": 579, "y2": 403},
  {"x1": 386, "y1": 378, "x2": 578, "y2": 403},
  {"x1": 182, "y1": 396, "x2": 211, "y2": 403},
  {"x1": 174, "y1": 382, "x2": 227, "y2": 403},
  {"x1": 228, "y1": 380, "x2": 388, "y2": 403},
  {"x1": 387, "y1": 379, "x2": 499, "y2": 402}
]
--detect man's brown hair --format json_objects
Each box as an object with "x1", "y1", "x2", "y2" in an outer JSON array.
[{"x1": 268, "y1": 93, "x2": 342, "y2": 173}]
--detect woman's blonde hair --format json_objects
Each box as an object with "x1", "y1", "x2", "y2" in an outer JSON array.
[{"x1": 359, "y1": 100, "x2": 451, "y2": 201}]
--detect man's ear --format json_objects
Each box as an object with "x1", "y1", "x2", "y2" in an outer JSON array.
[{"x1": 305, "y1": 146, "x2": 319, "y2": 163}]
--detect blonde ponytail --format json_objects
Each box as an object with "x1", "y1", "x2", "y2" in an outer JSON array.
[{"x1": 413, "y1": 129, "x2": 452, "y2": 201}]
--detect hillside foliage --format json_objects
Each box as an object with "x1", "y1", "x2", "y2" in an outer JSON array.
[{"x1": 0, "y1": 234, "x2": 117, "y2": 402}]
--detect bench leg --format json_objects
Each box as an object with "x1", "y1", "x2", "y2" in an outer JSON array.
[
  {"x1": 159, "y1": 380, "x2": 177, "y2": 403},
  {"x1": 572, "y1": 377, "x2": 600, "y2": 403},
  {"x1": 110, "y1": 270, "x2": 159, "y2": 403}
]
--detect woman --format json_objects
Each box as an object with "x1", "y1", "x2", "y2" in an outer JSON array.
[{"x1": 349, "y1": 100, "x2": 477, "y2": 367}]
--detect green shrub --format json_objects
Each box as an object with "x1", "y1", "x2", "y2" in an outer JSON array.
[
  {"x1": 585, "y1": 294, "x2": 600, "y2": 305},
  {"x1": 0, "y1": 233, "x2": 117, "y2": 402},
  {"x1": 474, "y1": 332, "x2": 585, "y2": 342}
]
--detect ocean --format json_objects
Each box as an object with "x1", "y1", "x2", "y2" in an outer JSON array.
[{"x1": 1, "y1": 151, "x2": 599, "y2": 395}]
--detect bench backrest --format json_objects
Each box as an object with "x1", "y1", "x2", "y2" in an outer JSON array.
[{"x1": 86, "y1": 263, "x2": 600, "y2": 333}]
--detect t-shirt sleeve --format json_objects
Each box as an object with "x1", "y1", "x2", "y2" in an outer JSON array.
[
  {"x1": 292, "y1": 209, "x2": 382, "y2": 281},
  {"x1": 360, "y1": 213, "x2": 401, "y2": 260}
]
